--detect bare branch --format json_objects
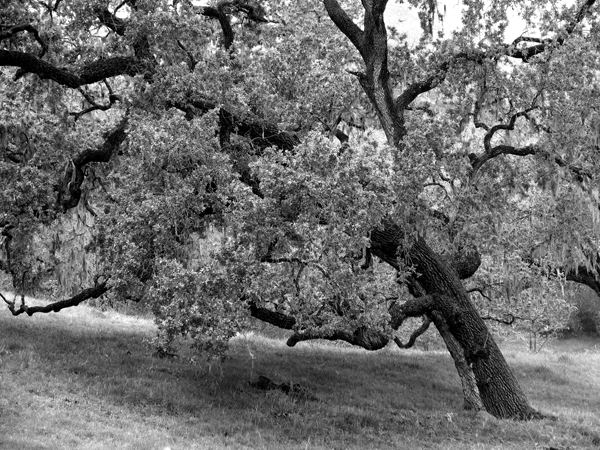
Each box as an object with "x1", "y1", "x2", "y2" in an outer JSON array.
[
  {"x1": 393, "y1": 316, "x2": 432, "y2": 348},
  {"x1": 467, "y1": 287, "x2": 492, "y2": 302},
  {"x1": 3, "y1": 283, "x2": 109, "y2": 316},
  {"x1": 177, "y1": 39, "x2": 197, "y2": 71},
  {"x1": 0, "y1": 50, "x2": 147, "y2": 87},
  {"x1": 483, "y1": 107, "x2": 538, "y2": 153},
  {"x1": 69, "y1": 86, "x2": 122, "y2": 120},
  {"x1": 395, "y1": 60, "x2": 452, "y2": 109},
  {"x1": 470, "y1": 143, "x2": 591, "y2": 183}
]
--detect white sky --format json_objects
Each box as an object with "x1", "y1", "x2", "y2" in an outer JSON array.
[{"x1": 385, "y1": 0, "x2": 529, "y2": 45}]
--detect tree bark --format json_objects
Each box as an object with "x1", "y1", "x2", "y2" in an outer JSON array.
[
  {"x1": 428, "y1": 311, "x2": 483, "y2": 411},
  {"x1": 376, "y1": 232, "x2": 537, "y2": 418}
]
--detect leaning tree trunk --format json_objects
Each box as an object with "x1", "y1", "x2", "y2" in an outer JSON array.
[
  {"x1": 410, "y1": 238, "x2": 537, "y2": 418},
  {"x1": 372, "y1": 228, "x2": 537, "y2": 418}
]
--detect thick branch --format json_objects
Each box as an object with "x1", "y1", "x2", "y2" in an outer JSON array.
[
  {"x1": 396, "y1": 60, "x2": 453, "y2": 109},
  {"x1": 200, "y1": 1, "x2": 269, "y2": 50},
  {"x1": 56, "y1": 117, "x2": 128, "y2": 211},
  {"x1": 0, "y1": 50, "x2": 146, "y2": 87},
  {"x1": 95, "y1": 8, "x2": 127, "y2": 35},
  {"x1": 167, "y1": 98, "x2": 299, "y2": 151},
  {"x1": 481, "y1": 313, "x2": 516, "y2": 325},
  {"x1": 370, "y1": 219, "x2": 481, "y2": 279},
  {"x1": 248, "y1": 300, "x2": 296, "y2": 329},
  {"x1": 389, "y1": 295, "x2": 437, "y2": 329},
  {"x1": 286, "y1": 325, "x2": 389, "y2": 350},
  {"x1": 2, "y1": 283, "x2": 108, "y2": 316},
  {"x1": 323, "y1": 0, "x2": 365, "y2": 54}
]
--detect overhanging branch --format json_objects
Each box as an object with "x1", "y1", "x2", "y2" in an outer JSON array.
[
  {"x1": 2, "y1": 282, "x2": 109, "y2": 316},
  {"x1": 0, "y1": 50, "x2": 146, "y2": 87}
]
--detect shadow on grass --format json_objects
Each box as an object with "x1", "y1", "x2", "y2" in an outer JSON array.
[{"x1": 2, "y1": 308, "x2": 600, "y2": 449}]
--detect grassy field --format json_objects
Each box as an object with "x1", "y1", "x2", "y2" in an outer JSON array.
[{"x1": 1, "y1": 295, "x2": 599, "y2": 449}]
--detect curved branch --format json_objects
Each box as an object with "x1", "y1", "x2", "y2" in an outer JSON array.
[
  {"x1": 0, "y1": 24, "x2": 48, "y2": 57},
  {"x1": 2, "y1": 283, "x2": 109, "y2": 316},
  {"x1": 0, "y1": 50, "x2": 147, "y2": 87},
  {"x1": 389, "y1": 295, "x2": 437, "y2": 329},
  {"x1": 470, "y1": 143, "x2": 591, "y2": 182},
  {"x1": 483, "y1": 107, "x2": 538, "y2": 153},
  {"x1": 393, "y1": 316, "x2": 431, "y2": 348},
  {"x1": 69, "y1": 85, "x2": 122, "y2": 120},
  {"x1": 177, "y1": 39, "x2": 197, "y2": 71},
  {"x1": 56, "y1": 117, "x2": 128, "y2": 211},
  {"x1": 467, "y1": 287, "x2": 492, "y2": 302},
  {"x1": 286, "y1": 325, "x2": 390, "y2": 350}
]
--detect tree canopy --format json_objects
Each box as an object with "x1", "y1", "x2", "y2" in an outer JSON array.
[{"x1": 2, "y1": 0, "x2": 600, "y2": 419}]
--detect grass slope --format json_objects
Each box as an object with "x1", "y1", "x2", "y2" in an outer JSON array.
[{"x1": 1, "y1": 296, "x2": 599, "y2": 449}]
